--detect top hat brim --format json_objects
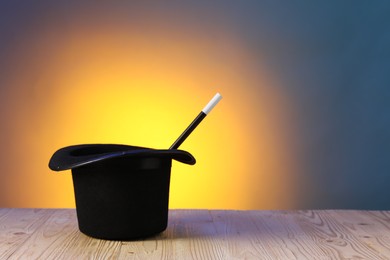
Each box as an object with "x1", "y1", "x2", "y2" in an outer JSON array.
[{"x1": 49, "y1": 144, "x2": 196, "y2": 171}]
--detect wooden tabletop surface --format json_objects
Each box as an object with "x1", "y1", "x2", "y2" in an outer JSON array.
[{"x1": 0, "y1": 208, "x2": 389, "y2": 259}]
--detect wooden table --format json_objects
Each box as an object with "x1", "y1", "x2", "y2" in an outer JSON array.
[{"x1": 0, "y1": 209, "x2": 389, "y2": 259}]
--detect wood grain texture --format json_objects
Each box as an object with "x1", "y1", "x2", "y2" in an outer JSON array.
[{"x1": 0, "y1": 209, "x2": 389, "y2": 259}]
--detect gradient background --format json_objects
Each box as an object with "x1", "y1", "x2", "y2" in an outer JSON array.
[{"x1": 1, "y1": 1, "x2": 389, "y2": 210}]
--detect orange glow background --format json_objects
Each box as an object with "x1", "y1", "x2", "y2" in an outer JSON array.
[{"x1": 0, "y1": 4, "x2": 300, "y2": 209}]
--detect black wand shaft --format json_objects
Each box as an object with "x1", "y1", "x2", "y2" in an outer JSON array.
[
  {"x1": 169, "y1": 93, "x2": 222, "y2": 150},
  {"x1": 170, "y1": 112, "x2": 206, "y2": 149}
]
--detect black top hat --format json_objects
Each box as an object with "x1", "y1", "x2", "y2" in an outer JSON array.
[{"x1": 48, "y1": 144, "x2": 196, "y2": 240}]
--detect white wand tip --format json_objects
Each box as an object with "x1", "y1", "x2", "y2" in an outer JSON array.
[{"x1": 202, "y1": 93, "x2": 223, "y2": 115}]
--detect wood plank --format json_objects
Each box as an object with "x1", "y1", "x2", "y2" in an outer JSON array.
[
  {"x1": 8, "y1": 209, "x2": 122, "y2": 259},
  {"x1": 117, "y1": 210, "x2": 224, "y2": 259},
  {"x1": 331, "y1": 210, "x2": 390, "y2": 258},
  {"x1": 211, "y1": 210, "x2": 277, "y2": 259},
  {"x1": 1, "y1": 209, "x2": 389, "y2": 259},
  {"x1": 0, "y1": 208, "x2": 12, "y2": 219},
  {"x1": 0, "y1": 208, "x2": 55, "y2": 259},
  {"x1": 167, "y1": 210, "x2": 224, "y2": 259},
  {"x1": 292, "y1": 210, "x2": 387, "y2": 259},
  {"x1": 248, "y1": 210, "x2": 331, "y2": 259}
]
